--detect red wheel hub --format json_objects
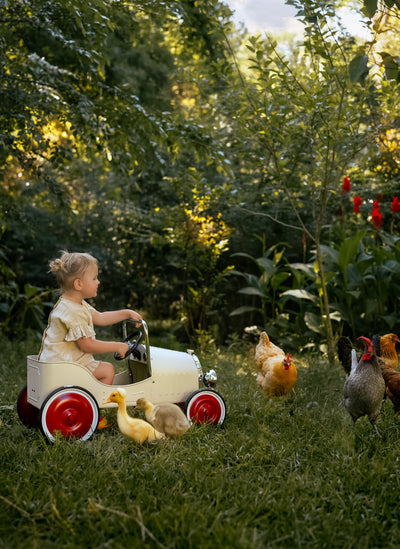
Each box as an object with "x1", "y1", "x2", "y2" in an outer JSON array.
[
  {"x1": 44, "y1": 392, "x2": 96, "y2": 439},
  {"x1": 189, "y1": 393, "x2": 222, "y2": 424}
]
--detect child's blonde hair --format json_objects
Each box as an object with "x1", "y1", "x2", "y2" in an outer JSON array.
[{"x1": 49, "y1": 251, "x2": 98, "y2": 291}]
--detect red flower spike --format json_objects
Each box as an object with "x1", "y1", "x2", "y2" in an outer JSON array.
[
  {"x1": 341, "y1": 176, "x2": 350, "y2": 195},
  {"x1": 353, "y1": 196, "x2": 361, "y2": 214},
  {"x1": 391, "y1": 197, "x2": 400, "y2": 214},
  {"x1": 372, "y1": 207, "x2": 382, "y2": 229}
]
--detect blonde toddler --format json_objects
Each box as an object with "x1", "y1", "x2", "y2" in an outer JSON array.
[{"x1": 38, "y1": 251, "x2": 141, "y2": 384}]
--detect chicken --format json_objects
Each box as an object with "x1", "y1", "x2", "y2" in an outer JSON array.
[
  {"x1": 379, "y1": 361, "x2": 400, "y2": 413},
  {"x1": 136, "y1": 397, "x2": 190, "y2": 437},
  {"x1": 342, "y1": 336, "x2": 386, "y2": 437},
  {"x1": 255, "y1": 332, "x2": 297, "y2": 397},
  {"x1": 372, "y1": 333, "x2": 399, "y2": 370},
  {"x1": 104, "y1": 388, "x2": 165, "y2": 444}
]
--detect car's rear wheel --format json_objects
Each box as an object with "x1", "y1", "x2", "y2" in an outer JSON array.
[
  {"x1": 40, "y1": 386, "x2": 99, "y2": 442},
  {"x1": 17, "y1": 385, "x2": 40, "y2": 429}
]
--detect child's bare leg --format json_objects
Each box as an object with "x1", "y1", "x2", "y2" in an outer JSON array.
[{"x1": 94, "y1": 361, "x2": 115, "y2": 384}]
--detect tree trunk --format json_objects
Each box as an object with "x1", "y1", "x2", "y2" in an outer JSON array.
[{"x1": 315, "y1": 235, "x2": 335, "y2": 367}]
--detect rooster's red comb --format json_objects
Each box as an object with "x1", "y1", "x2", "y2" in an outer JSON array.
[{"x1": 357, "y1": 336, "x2": 373, "y2": 352}]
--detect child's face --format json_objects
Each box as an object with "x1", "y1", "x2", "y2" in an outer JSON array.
[{"x1": 78, "y1": 264, "x2": 100, "y2": 299}]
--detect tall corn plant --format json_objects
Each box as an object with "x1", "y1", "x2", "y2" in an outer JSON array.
[{"x1": 227, "y1": 0, "x2": 375, "y2": 365}]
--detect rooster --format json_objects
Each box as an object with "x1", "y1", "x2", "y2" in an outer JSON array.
[
  {"x1": 255, "y1": 332, "x2": 297, "y2": 397},
  {"x1": 372, "y1": 333, "x2": 399, "y2": 370},
  {"x1": 342, "y1": 336, "x2": 386, "y2": 437}
]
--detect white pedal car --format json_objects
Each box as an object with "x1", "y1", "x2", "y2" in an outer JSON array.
[{"x1": 17, "y1": 320, "x2": 226, "y2": 442}]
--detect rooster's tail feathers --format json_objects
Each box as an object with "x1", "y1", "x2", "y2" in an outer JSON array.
[
  {"x1": 337, "y1": 336, "x2": 353, "y2": 376},
  {"x1": 372, "y1": 334, "x2": 381, "y2": 357},
  {"x1": 259, "y1": 332, "x2": 270, "y2": 345}
]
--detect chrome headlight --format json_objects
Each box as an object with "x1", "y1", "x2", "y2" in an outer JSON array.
[{"x1": 202, "y1": 369, "x2": 217, "y2": 388}]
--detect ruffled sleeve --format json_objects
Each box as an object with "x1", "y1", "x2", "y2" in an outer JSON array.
[
  {"x1": 59, "y1": 299, "x2": 96, "y2": 342},
  {"x1": 65, "y1": 324, "x2": 96, "y2": 342}
]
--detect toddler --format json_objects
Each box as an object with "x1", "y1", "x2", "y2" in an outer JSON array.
[{"x1": 38, "y1": 251, "x2": 142, "y2": 384}]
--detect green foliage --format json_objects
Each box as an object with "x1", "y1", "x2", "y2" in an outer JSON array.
[
  {"x1": 0, "y1": 247, "x2": 51, "y2": 337},
  {"x1": 2, "y1": 0, "x2": 400, "y2": 352},
  {"x1": 0, "y1": 0, "x2": 237, "y2": 342},
  {"x1": 348, "y1": 0, "x2": 400, "y2": 84},
  {"x1": 230, "y1": 243, "x2": 292, "y2": 322},
  {"x1": 232, "y1": 228, "x2": 400, "y2": 347},
  {"x1": 326, "y1": 232, "x2": 400, "y2": 336},
  {"x1": 225, "y1": 0, "x2": 379, "y2": 362},
  {"x1": 0, "y1": 283, "x2": 51, "y2": 338},
  {"x1": 230, "y1": 246, "x2": 322, "y2": 350},
  {"x1": 349, "y1": 54, "x2": 369, "y2": 83}
]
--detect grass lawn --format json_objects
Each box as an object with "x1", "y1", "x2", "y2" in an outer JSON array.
[{"x1": 2, "y1": 332, "x2": 400, "y2": 548}]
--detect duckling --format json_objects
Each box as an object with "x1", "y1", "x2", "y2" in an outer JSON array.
[
  {"x1": 136, "y1": 397, "x2": 190, "y2": 437},
  {"x1": 104, "y1": 388, "x2": 165, "y2": 444}
]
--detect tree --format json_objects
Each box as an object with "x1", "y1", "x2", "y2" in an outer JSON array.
[
  {"x1": 224, "y1": 0, "x2": 380, "y2": 365},
  {"x1": 0, "y1": 0, "x2": 239, "y2": 338}
]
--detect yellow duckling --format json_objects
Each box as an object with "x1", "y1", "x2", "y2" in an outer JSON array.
[
  {"x1": 136, "y1": 397, "x2": 190, "y2": 438},
  {"x1": 104, "y1": 388, "x2": 165, "y2": 444}
]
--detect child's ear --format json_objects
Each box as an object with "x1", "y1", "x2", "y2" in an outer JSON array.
[{"x1": 74, "y1": 278, "x2": 82, "y2": 291}]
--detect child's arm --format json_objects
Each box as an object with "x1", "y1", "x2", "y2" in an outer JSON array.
[
  {"x1": 91, "y1": 308, "x2": 142, "y2": 327},
  {"x1": 77, "y1": 337, "x2": 129, "y2": 357}
]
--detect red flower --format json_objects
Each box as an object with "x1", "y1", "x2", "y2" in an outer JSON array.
[
  {"x1": 353, "y1": 196, "x2": 361, "y2": 214},
  {"x1": 341, "y1": 176, "x2": 350, "y2": 195},
  {"x1": 372, "y1": 201, "x2": 382, "y2": 229},
  {"x1": 372, "y1": 210, "x2": 382, "y2": 229},
  {"x1": 391, "y1": 196, "x2": 400, "y2": 214}
]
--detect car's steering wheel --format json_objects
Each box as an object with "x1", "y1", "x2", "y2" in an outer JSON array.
[{"x1": 114, "y1": 330, "x2": 143, "y2": 361}]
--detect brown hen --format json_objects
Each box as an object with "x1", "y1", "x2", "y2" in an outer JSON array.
[
  {"x1": 380, "y1": 363, "x2": 400, "y2": 413},
  {"x1": 372, "y1": 333, "x2": 400, "y2": 412},
  {"x1": 372, "y1": 333, "x2": 399, "y2": 370},
  {"x1": 255, "y1": 332, "x2": 297, "y2": 397}
]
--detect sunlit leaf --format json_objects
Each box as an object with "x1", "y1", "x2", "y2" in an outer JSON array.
[
  {"x1": 281, "y1": 289, "x2": 319, "y2": 304},
  {"x1": 304, "y1": 312, "x2": 322, "y2": 333},
  {"x1": 363, "y1": 0, "x2": 378, "y2": 17},
  {"x1": 349, "y1": 54, "x2": 369, "y2": 83}
]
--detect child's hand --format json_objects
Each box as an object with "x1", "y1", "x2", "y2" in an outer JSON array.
[
  {"x1": 128, "y1": 310, "x2": 142, "y2": 325},
  {"x1": 115, "y1": 342, "x2": 130, "y2": 359}
]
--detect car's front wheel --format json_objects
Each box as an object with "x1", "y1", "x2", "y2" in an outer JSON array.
[{"x1": 184, "y1": 389, "x2": 226, "y2": 425}]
